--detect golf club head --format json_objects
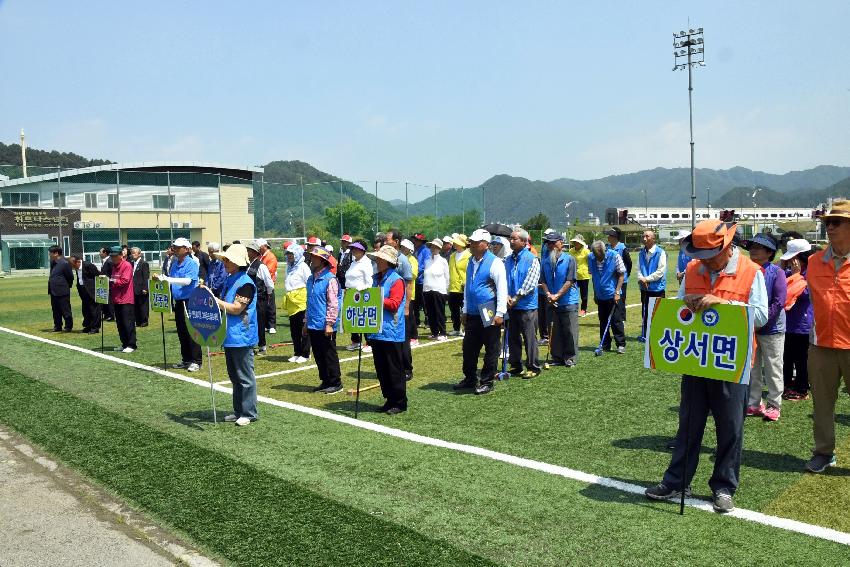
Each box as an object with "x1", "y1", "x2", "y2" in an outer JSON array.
[
  {"x1": 496, "y1": 372, "x2": 510, "y2": 381},
  {"x1": 594, "y1": 349, "x2": 603, "y2": 357}
]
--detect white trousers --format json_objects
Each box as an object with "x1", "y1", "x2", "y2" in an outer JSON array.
[{"x1": 748, "y1": 332, "x2": 785, "y2": 409}]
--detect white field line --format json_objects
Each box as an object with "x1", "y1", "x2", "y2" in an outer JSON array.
[
  {"x1": 5, "y1": 325, "x2": 844, "y2": 547},
  {"x1": 249, "y1": 302, "x2": 641, "y2": 383},
  {"x1": 253, "y1": 336, "x2": 463, "y2": 380}
]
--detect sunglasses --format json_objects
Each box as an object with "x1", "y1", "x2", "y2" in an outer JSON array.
[{"x1": 825, "y1": 218, "x2": 849, "y2": 227}]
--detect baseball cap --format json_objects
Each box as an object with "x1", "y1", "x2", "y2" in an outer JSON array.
[
  {"x1": 780, "y1": 238, "x2": 812, "y2": 261},
  {"x1": 255, "y1": 238, "x2": 268, "y2": 247},
  {"x1": 412, "y1": 233, "x2": 426, "y2": 241},
  {"x1": 543, "y1": 231, "x2": 564, "y2": 242},
  {"x1": 341, "y1": 234, "x2": 352, "y2": 242},
  {"x1": 400, "y1": 239, "x2": 415, "y2": 251},
  {"x1": 469, "y1": 229, "x2": 491, "y2": 242},
  {"x1": 172, "y1": 237, "x2": 192, "y2": 248},
  {"x1": 742, "y1": 233, "x2": 778, "y2": 253},
  {"x1": 306, "y1": 236, "x2": 321, "y2": 246},
  {"x1": 681, "y1": 220, "x2": 737, "y2": 259}
]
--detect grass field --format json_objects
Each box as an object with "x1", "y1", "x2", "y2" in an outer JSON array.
[{"x1": 1, "y1": 265, "x2": 849, "y2": 565}]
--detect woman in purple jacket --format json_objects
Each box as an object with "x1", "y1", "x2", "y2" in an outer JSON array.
[{"x1": 780, "y1": 239, "x2": 814, "y2": 401}]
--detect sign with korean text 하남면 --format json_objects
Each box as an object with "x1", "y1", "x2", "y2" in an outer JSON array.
[
  {"x1": 95, "y1": 275, "x2": 110, "y2": 305},
  {"x1": 643, "y1": 298, "x2": 754, "y2": 384},
  {"x1": 149, "y1": 277, "x2": 171, "y2": 313},
  {"x1": 342, "y1": 288, "x2": 383, "y2": 334},
  {"x1": 185, "y1": 287, "x2": 225, "y2": 348}
]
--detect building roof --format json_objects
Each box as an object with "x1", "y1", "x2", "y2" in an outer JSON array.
[{"x1": 0, "y1": 161, "x2": 263, "y2": 188}]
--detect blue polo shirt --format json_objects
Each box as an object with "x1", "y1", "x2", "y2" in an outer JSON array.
[{"x1": 169, "y1": 256, "x2": 199, "y2": 300}]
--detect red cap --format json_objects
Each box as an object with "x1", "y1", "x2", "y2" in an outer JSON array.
[
  {"x1": 341, "y1": 234, "x2": 352, "y2": 242},
  {"x1": 306, "y1": 236, "x2": 321, "y2": 246}
]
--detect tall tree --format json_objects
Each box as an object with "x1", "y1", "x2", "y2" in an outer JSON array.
[
  {"x1": 324, "y1": 199, "x2": 373, "y2": 238},
  {"x1": 523, "y1": 212, "x2": 551, "y2": 231}
]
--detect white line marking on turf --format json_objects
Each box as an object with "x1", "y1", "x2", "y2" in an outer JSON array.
[
  {"x1": 4, "y1": 325, "x2": 845, "y2": 547},
  {"x1": 254, "y1": 336, "x2": 463, "y2": 379}
]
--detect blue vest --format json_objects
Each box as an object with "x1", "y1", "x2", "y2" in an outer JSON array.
[
  {"x1": 222, "y1": 271, "x2": 258, "y2": 348},
  {"x1": 169, "y1": 256, "x2": 199, "y2": 300},
  {"x1": 609, "y1": 242, "x2": 629, "y2": 283},
  {"x1": 367, "y1": 270, "x2": 406, "y2": 343},
  {"x1": 306, "y1": 268, "x2": 337, "y2": 331},
  {"x1": 465, "y1": 251, "x2": 497, "y2": 317},
  {"x1": 542, "y1": 253, "x2": 579, "y2": 310},
  {"x1": 639, "y1": 247, "x2": 667, "y2": 292},
  {"x1": 505, "y1": 248, "x2": 538, "y2": 311},
  {"x1": 591, "y1": 250, "x2": 620, "y2": 301},
  {"x1": 677, "y1": 249, "x2": 692, "y2": 274}
]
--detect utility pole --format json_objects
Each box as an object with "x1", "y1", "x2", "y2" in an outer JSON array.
[
  {"x1": 374, "y1": 181, "x2": 379, "y2": 231},
  {"x1": 339, "y1": 180, "x2": 344, "y2": 237},
  {"x1": 20, "y1": 129, "x2": 27, "y2": 178},
  {"x1": 405, "y1": 182, "x2": 409, "y2": 222},
  {"x1": 434, "y1": 184, "x2": 438, "y2": 222},
  {"x1": 461, "y1": 186, "x2": 465, "y2": 234},
  {"x1": 673, "y1": 26, "x2": 705, "y2": 230},
  {"x1": 300, "y1": 175, "x2": 306, "y2": 239}
]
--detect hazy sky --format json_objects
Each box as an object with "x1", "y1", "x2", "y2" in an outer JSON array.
[{"x1": 2, "y1": 1, "x2": 849, "y2": 199}]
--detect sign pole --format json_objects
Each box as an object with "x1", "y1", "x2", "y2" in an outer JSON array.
[
  {"x1": 160, "y1": 312, "x2": 167, "y2": 369},
  {"x1": 680, "y1": 377, "x2": 693, "y2": 515},
  {"x1": 355, "y1": 342, "x2": 363, "y2": 419},
  {"x1": 207, "y1": 347, "x2": 217, "y2": 424},
  {"x1": 100, "y1": 310, "x2": 105, "y2": 352}
]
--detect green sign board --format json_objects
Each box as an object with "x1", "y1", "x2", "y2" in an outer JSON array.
[
  {"x1": 185, "y1": 287, "x2": 225, "y2": 348},
  {"x1": 342, "y1": 287, "x2": 383, "y2": 334},
  {"x1": 149, "y1": 277, "x2": 171, "y2": 313},
  {"x1": 644, "y1": 298, "x2": 754, "y2": 384},
  {"x1": 95, "y1": 275, "x2": 110, "y2": 305}
]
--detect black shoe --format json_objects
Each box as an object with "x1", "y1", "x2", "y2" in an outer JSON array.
[
  {"x1": 453, "y1": 379, "x2": 476, "y2": 391},
  {"x1": 405, "y1": 372, "x2": 413, "y2": 382},
  {"x1": 312, "y1": 384, "x2": 328, "y2": 392},
  {"x1": 51, "y1": 328, "x2": 62, "y2": 332},
  {"x1": 378, "y1": 402, "x2": 392, "y2": 413},
  {"x1": 712, "y1": 490, "x2": 734, "y2": 513},
  {"x1": 508, "y1": 367, "x2": 524, "y2": 377},
  {"x1": 385, "y1": 407, "x2": 406, "y2": 415},
  {"x1": 319, "y1": 384, "x2": 343, "y2": 394},
  {"x1": 474, "y1": 382, "x2": 494, "y2": 395},
  {"x1": 105, "y1": 317, "x2": 115, "y2": 322},
  {"x1": 644, "y1": 483, "x2": 690, "y2": 501},
  {"x1": 88, "y1": 328, "x2": 100, "y2": 334},
  {"x1": 62, "y1": 328, "x2": 73, "y2": 333},
  {"x1": 81, "y1": 328, "x2": 90, "y2": 333},
  {"x1": 139, "y1": 322, "x2": 148, "y2": 327},
  {"x1": 666, "y1": 439, "x2": 677, "y2": 450}
]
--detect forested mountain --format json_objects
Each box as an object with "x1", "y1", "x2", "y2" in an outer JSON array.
[{"x1": 0, "y1": 142, "x2": 111, "y2": 178}]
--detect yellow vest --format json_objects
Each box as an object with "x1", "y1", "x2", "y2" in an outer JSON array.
[
  {"x1": 408, "y1": 255, "x2": 419, "y2": 300},
  {"x1": 448, "y1": 249, "x2": 471, "y2": 293},
  {"x1": 569, "y1": 246, "x2": 591, "y2": 280},
  {"x1": 283, "y1": 287, "x2": 307, "y2": 316}
]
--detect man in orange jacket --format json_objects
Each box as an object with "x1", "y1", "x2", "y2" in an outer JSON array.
[
  {"x1": 805, "y1": 200, "x2": 850, "y2": 473},
  {"x1": 645, "y1": 220, "x2": 768, "y2": 514}
]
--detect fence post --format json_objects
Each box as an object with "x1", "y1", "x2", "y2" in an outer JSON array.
[
  {"x1": 461, "y1": 185, "x2": 465, "y2": 234},
  {"x1": 217, "y1": 174, "x2": 224, "y2": 244},
  {"x1": 167, "y1": 171, "x2": 174, "y2": 241},
  {"x1": 116, "y1": 170, "x2": 122, "y2": 244},
  {"x1": 300, "y1": 175, "x2": 306, "y2": 239}
]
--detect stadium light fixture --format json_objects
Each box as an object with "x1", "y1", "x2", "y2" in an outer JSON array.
[{"x1": 672, "y1": 26, "x2": 705, "y2": 230}]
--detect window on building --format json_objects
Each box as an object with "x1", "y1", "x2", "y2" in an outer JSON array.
[
  {"x1": 107, "y1": 194, "x2": 119, "y2": 209},
  {"x1": 52, "y1": 192, "x2": 67, "y2": 207},
  {"x1": 247, "y1": 197, "x2": 254, "y2": 214},
  {"x1": 85, "y1": 193, "x2": 98, "y2": 208},
  {"x1": 661, "y1": 213, "x2": 670, "y2": 219},
  {"x1": 671, "y1": 214, "x2": 680, "y2": 218},
  {"x1": 152, "y1": 194, "x2": 175, "y2": 209},
  {"x1": 1, "y1": 192, "x2": 39, "y2": 206},
  {"x1": 779, "y1": 213, "x2": 787, "y2": 218},
  {"x1": 771, "y1": 214, "x2": 778, "y2": 218},
  {"x1": 650, "y1": 214, "x2": 657, "y2": 219}
]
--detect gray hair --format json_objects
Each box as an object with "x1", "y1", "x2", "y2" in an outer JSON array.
[
  {"x1": 591, "y1": 240, "x2": 606, "y2": 254},
  {"x1": 512, "y1": 229, "x2": 529, "y2": 243},
  {"x1": 130, "y1": 246, "x2": 141, "y2": 254},
  {"x1": 207, "y1": 241, "x2": 220, "y2": 252}
]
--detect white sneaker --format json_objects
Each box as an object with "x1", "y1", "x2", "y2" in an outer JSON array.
[
  {"x1": 224, "y1": 414, "x2": 238, "y2": 422},
  {"x1": 409, "y1": 339, "x2": 420, "y2": 347},
  {"x1": 235, "y1": 417, "x2": 251, "y2": 426},
  {"x1": 268, "y1": 328, "x2": 277, "y2": 334},
  {"x1": 121, "y1": 347, "x2": 135, "y2": 353},
  {"x1": 362, "y1": 345, "x2": 372, "y2": 353},
  {"x1": 346, "y1": 343, "x2": 359, "y2": 351},
  {"x1": 287, "y1": 356, "x2": 297, "y2": 363},
  {"x1": 295, "y1": 356, "x2": 309, "y2": 363},
  {"x1": 187, "y1": 363, "x2": 201, "y2": 372},
  {"x1": 437, "y1": 335, "x2": 448, "y2": 342}
]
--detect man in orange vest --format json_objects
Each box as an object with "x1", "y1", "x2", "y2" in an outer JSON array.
[
  {"x1": 805, "y1": 199, "x2": 850, "y2": 473},
  {"x1": 645, "y1": 220, "x2": 768, "y2": 513}
]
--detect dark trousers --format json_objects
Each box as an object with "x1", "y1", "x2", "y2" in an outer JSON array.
[
  {"x1": 289, "y1": 311, "x2": 311, "y2": 357},
  {"x1": 351, "y1": 333, "x2": 362, "y2": 344},
  {"x1": 548, "y1": 306, "x2": 578, "y2": 364},
  {"x1": 596, "y1": 297, "x2": 625, "y2": 349},
  {"x1": 424, "y1": 291, "x2": 447, "y2": 337},
  {"x1": 371, "y1": 340, "x2": 407, "y2": 410},
  {"x1": 134, "y1": 293, "x2": 149, "y2": 326},
  {"x1": 409, "y1": 294, "x2": 420, "y2": 340},
  {"x1": 256, "y1": 294, "x2": 268, "y2": 348},
  {"x1": 266, "y1": 290, "x2": 277, "y2": 329},
  {"x1": 448, "y1": 292, "x2": 464, "y2": 332},
  {"x1": 402, "y1": 313, "x2": 414, "y2": 374},
  {"x1": 784, "y1": 333, "x2": 810, "y2": 395},
  {"x1": 640, "y1": 288, "x2": 666, "y2": 338},
  {"x1": 309, "y1": 329, "x2": 341, "y2": 387},
  {"x1": 576, "y1": 279, "x2": 589, "y2": 312},
  {"x1": 413, "y1": 281, "x2": 425, "y2": 330},
  {"x1": 508, "y1": 308, "x2": 540, "y2": 371},
  {"x1": 114, "y1": 303, "x2": 137, "y2": 349},
  {"x1": 77, "y1": 288, "x2": 100, "y2": 331},
  {"x1": 50, "y1": 294, "x2": 73, "y2": 330},
  {"x1": 663, "y1": 376, "x2": 747, "y2": 495},
  {"x1": 462, "y1": 315, "x2": 501, "y2": 384},
  {"x1": 537, "y1": 295, "x2": 549, "y2": 340},
  {"x1": 621, "y1": 283, "x2": 628, "y2": 320},
  {"x1": 174, "y1": 300, "x2": 202, "y2": 365}
]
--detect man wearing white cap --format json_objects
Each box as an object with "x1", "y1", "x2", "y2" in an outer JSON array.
[
  {"x1": 455, "y1": 228, "x2": 508, "y2": 395},
  {"x1": 256, "y1": 238, "x2": 278, "y2": 334},
  {"x1": 385, "y1": 229, "x2": 415, "y2": 380},
  {"x1": 157, "y1": 237, "x2": 202, "y2": 371}
]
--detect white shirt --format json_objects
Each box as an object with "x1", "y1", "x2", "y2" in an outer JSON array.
[
  {"x1": 284, "y1": 262, "x2": 311, "y2": 292},
  {"x1": 423, "y1": 255, "x2": 450, "y2": 295},
  {"x1": 255, "y1": 261, "x2": 275, "y2": 292},
  {"x1": 463, "y1": 253, "x2": 508, "y2": 317},
  {"x1": 344, "y1": 254, "x2": 374, "y2": 291},
  {"x1": 77, "y1": 268, "x2": 84, "y2": 286}
]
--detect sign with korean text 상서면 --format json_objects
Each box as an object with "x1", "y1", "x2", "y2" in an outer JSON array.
[
  {"x1": 644, "y1": 298, "x2": 754, "y2": 384},
  {"x1": 185, "y1": 287, "x2": 224, "y2": 348},
  {"x1": 149, "y1": 277, "x2": 171, "y2": 313},
  {"x1": 95, "y1": 275, "x2": 110, "y2": 305},
  {"x1": 342, "y1": 288, "x2": 383, "y2": 334}
]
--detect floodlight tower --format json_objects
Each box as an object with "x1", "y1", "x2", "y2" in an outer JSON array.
[{"x1": 673, "y1": 27, "x2": 705, "y2": 230}]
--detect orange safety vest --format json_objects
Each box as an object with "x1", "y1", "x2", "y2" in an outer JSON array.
[
  {"x1": 784, "y1": 273, "x2": 807, "y2": 311},
  {"x1": 807, "y1": 250, "x2": 850, "y2": 349},
  {"x1": 684, "y1": 254, "x2": 760, "y2": 363}
]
